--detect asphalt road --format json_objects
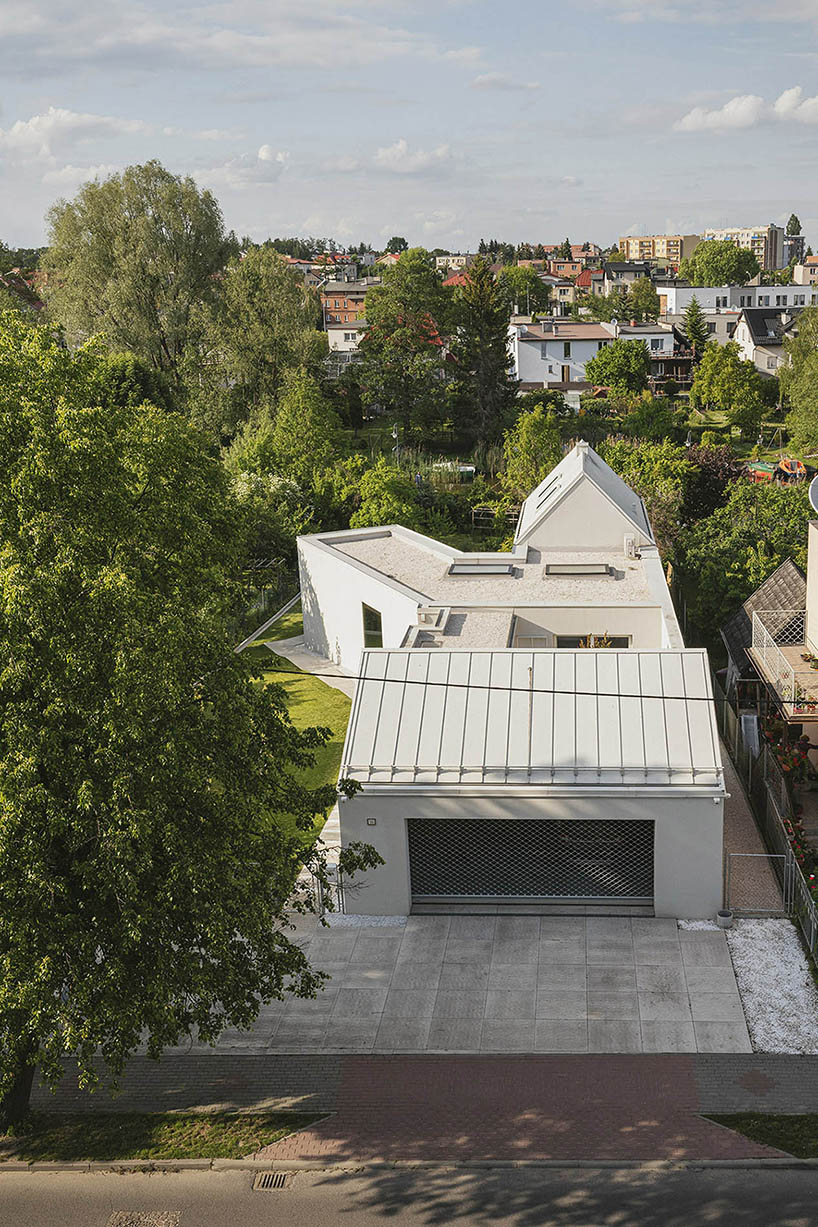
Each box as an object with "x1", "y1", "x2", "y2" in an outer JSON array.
[{"x1": 2, "y1": 1166, "x2": 818, "y2": 1227}]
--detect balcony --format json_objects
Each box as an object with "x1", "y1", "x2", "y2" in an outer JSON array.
[{"x1": 748, "y1": 609, "x2": 818, "y2": 717}]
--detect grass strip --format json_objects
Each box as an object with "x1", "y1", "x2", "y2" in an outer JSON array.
[
  {"x1": 706, "y1": 1113, "x2": 818, "y2": 1158},
  {"x1": 0, "y1": 1110, "x2": 324, "y2": 1162}
]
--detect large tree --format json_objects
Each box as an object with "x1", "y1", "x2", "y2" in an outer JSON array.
[
  {"x1": 43, "y1": 161, "x2": 238, "y2": 386},
  {"x1": 683, "y1": 295, "x2": 709, "y2": 357},
  {"x1": 0, "y1": 315, "x2": 377, "y2": 1126},
  {"x1": 188, "y1": 244, "x2": 325, "y2": 437},
  {"x1": 584, "y1": 338, "x2": 651, "y2": 394},
  {"x1": 271, "y1": 368, "x2": 341, "y2": 488},
  {"x1": 501, "y1": 404, "x2": 563, "y2": 500},
  {"x1": 787, "y1": 213, "x2": 803, "y2": 237},
  {"x1": 627, "y1": 277, "x2": 660, "y2": 323},
  {"x1": 360, "y1": 248, "x2": 452, "y2": 432},
  {"x1": 600, "y1": 437, "x2": 694, "y2": 559},
  {"x1": 496, "y1": 264, "x2": 551, "y2": 314},
  {"x1": 782, "y1": 306, "x2": 818, "y2": 454},
  {"x1": 449, "y1": 256, "x2": 517, "y2": 442},
  {"x1": 690, "y1": 341, "x2": 764, "y2": 433},
  {"x1": 679, "y1": 240, "x2": 759, "y2": 286}
]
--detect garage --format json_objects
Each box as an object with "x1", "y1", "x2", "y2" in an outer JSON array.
[{"x1": 407, "y1": 817, "x2": 655, "y2": 906}]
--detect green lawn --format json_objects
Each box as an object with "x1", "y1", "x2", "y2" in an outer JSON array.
[
  {"x1": 251, "y1": 608, "x2": 303, "y2": 643},
  {"x1": 0, "y1": 1111, "x2": 323, "y2": 1162},
  {"x1": 244, "y1": 646, "x2": 351, "y2": 841},
  {"x1": 706, "y1": 1114, "x2": 818, "y2": 1157}
]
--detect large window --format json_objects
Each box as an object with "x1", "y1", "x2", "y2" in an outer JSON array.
[
  {"x1": 556, "y1": 634, "x2": 631, "y2": 648},
  {"x1": 363, "y1": 604, "x2": 383, "y2": 648}
]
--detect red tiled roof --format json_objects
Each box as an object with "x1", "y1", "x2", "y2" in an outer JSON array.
[{"x1": 443, "y1": 272, "x2": 470, "y2": 287}]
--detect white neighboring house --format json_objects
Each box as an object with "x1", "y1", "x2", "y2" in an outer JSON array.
[
  {"x1": 733, "y1": 306, "x2": 801, "y2": 374},
  {"x1": 659, "y1": 284, "x2": 818, "y2": 315},
  {"x1": 507, "y1": 319, "x2": 674, "y2": 386},
  {"x1": 297, "y1": 442, "x2": 725, "y2": 920}
]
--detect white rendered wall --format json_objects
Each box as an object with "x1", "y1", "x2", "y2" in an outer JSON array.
[
  {"x1": 511, "y1": 605, "x2": 665, "y2": 649},
  {"x1": 805, "y1": 522, "x2": 818, "y2": 654},
  {"x1": 517, "y1": 481, "x2": 652, "y2": 552},
  {"x1": 298, "y1": 537, "x2": 421, "y2": 673},
  {"x1": 338, "y1": 792, "x2": 724, "y2": 919}
]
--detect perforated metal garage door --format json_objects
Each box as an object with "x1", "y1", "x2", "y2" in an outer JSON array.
[{"x1": 407, "y1": 818, "x2": 654, "y2": 904}]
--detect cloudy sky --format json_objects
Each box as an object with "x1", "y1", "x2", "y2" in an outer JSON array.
[{"x1": 3, "y1": 0, "x2": 818, "y2": 249}]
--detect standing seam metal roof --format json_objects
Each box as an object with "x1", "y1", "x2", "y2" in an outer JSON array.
[{"x1": 342, "y1": 649, "x2": 722, "y2": 789}]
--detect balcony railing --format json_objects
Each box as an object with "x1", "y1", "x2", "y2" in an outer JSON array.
[{"x1": 750, "y1": 609, "x2": 816, "y2": 713}]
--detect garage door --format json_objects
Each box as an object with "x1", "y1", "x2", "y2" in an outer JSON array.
[{"x1": 407, "y1": 818, "x2": 654, "y2": 905}]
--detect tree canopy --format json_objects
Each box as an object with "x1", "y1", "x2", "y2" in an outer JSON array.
[
  {"x1": 449, "y1": 256, "x2": 516, "y2": 442},
  {"x1": 689, "y1": 341, "x2": 764, "y2": 433},
  {"x1": 679, "y1": 240, "x2": 759, "y2": 287},
  {"x1": 584, "y1": 338, "x2": 651, "y2": 394},
  {"x1": 496, "y1": 264, "x2": 551, "y2": 314},
  {"x1": 787, "y1": 214, "x2": 802, "y2": 237},
  {"x1": 43, "y1": 161, "x2": 238, "y2": 386},
  {"x1": 683, "y1": 296, "x2": 709, "y2": 357},
  {"x1": 501, "y1": 404, "x2": 563, "y2": 500},
  {"x1": 782, "y1": 306, "x2": 818, "y2": 454},
  {"x1": 0, "y1": 314, "x2": 376, "y2": 1125}
]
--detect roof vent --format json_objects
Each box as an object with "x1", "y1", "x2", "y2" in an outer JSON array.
[{"x1": 545, "y1": 562, "x2": 613, "y2": 577}]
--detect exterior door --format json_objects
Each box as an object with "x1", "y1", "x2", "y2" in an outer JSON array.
[{"x1": 407, "y1": 818, "x2": 654, "y2": 906}]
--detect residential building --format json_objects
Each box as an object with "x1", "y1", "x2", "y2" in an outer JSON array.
[
  {"x1": 659, "y1": 284, "x2": 818, "y2": 316},
  {"x1": 541, "y1": 243, "x2": 602, "y2": 265},
  {"x1": 574, "y1": 268, "x2": 605, "y2": 298},
  {"x1": 733, "y1": 306, "x2": 802, "y2": 374},
  {"x1": 376, "y1": 252, "x2": 401, "y2": 266},
  {"x1": 721, "y1": 558, "x2": 806, "y2": 694},
  {"x1": 785, "y1": 233, "x2": 807, "y2": 266},
  {"x1": 663, "y1": 308, "x2": 740, "y2": 348},
  {"x1": 602, "y1": 261, "x2": 653, "y2": 295},
  {"x1": 539, "y1": 275, "x2": 577, "y2": 318},
  {"x1": 618, "y1": 234, "x2": 701, "y2": 264},
  {"x1": 793, "y1": 262, "x2": 818, "y2": 287},
  {"x1": 297, "y1": 441, "x2": 724, "y2": 918},
  {"x1": 320, "y1": 278, "x2": 379, "y2": 326},
  {"x1": 325, "y1": 320, "x2": 366, "y2": 378},
  {"x1": 701, "y1": 224, "x2": 786, "y2": 270},
  {"x1": 507, "y1": 318, "x2": 674, "y2": 387},
  {"x1": 435, "y1": 253, "x2": 476, "y2": 273},
  {"x1": 547, "y1": 258, "x2": 584, "y2": 279}
]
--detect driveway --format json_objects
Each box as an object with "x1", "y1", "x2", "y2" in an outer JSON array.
[{"x1": 170, "y1": 916, "x2": 751, "y2": 1055}]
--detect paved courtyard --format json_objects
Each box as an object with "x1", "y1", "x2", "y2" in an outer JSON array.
[{"x1": 168, "y1": 916, "x2": 751, "y2": 1055}]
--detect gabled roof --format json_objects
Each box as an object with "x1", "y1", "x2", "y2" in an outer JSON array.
[
  {"x1": 739, "y1": 306, "x2": 803, "y2": 347},
  {"x1": 721, "y1": 558, "x2": 806, "y2": 674},
  {"x1": 342, "y1": 648, "x2": 722, "y2": 790},
  {"x1": 514, "y1": 441, "x2": 654, "y2": 547}
]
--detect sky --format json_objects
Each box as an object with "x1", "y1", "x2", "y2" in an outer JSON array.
[{"x1": 3, "y1": 0, "x2": 818, "y2": 251}]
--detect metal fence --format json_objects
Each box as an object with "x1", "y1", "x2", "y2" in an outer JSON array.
[{"x1": 713, "y1": 673, "x2": 818, "y2": 957}]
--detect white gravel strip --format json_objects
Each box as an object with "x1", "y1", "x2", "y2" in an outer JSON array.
[
  {"x1": 725, "y1": 919, "x2": 818, "y2": 1054},
  {"x1": 678, "y1": 919, "x2": 721, "y2": 931},
  {"x1": 324, "y1": 913, "x2": 406, "y2": 927}
]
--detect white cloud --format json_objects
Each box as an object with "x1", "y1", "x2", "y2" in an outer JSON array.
[
  {"x1": 197, "y1": 146, "x2": 289, "y2": 190},
  {"x1": 373, "y1": 137, "x2": 455, "y2": 174},
  {"x1": 592, "y1": 0, "x2": 818, "y2": 23},
  {"x1": 40, "y1": 162, "x2": 119, "y2": 187},
  {"x1": 0, "y1": 106, "x2": 149, "y2": 158},
  {"x1": 470, "y1": 72, "x2": 540, "y2": 91},
  {"x1": 675, "y1": 86, "x2": 818, "y2": 132}
]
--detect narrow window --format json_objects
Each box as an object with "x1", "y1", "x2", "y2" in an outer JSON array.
[
  {"x1": 563, "y1": 341, "x2": 572, "y2": 358},
  {"x1": 363, "y1": 604, "x2": 383, "y2": 648}
]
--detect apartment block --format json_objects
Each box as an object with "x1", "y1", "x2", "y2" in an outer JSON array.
[
  {"x1": 618, "y1": 234, "x2": 701, "y2": 264},
  {"x1": 701, "y1": 224, "x2": 786, "y2": 270}
]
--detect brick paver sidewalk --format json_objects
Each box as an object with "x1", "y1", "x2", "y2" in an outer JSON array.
[{"x1": 260, "y1": 1054, "x2": 783, "y2": 1162}]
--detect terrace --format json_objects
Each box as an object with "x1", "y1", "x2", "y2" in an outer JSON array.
[{"x1": 748, "y1": 608, "x2": 818, "y2": 718}]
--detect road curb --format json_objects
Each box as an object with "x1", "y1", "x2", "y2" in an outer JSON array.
[{"x1": 3, "y1": 1157, "x2": 818, "y2": 1173}]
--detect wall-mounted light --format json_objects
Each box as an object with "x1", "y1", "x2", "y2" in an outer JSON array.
[{"x1": 367, "y1": 818, "x2": 377, "y2": 826}]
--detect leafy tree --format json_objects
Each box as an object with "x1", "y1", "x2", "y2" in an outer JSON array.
[
  {"x1": 683, "y1": 444, "x2": 741, "y2": 522},
  {"x1": 0, "y1": 243, "x2": 47, "y2": 273},
  {"x1": 187, "y1": 245, "x2": 325, "y2": 437},
  {"x1": 270, "y1": 368, "x2": 341, "y2": 488},
  {"x1": 43, "y1": 161, "x2": 238, "y2": 386},
  {"x1": 621, "y1": 393, "x2": 680, "y2": 440},
  {"x1": 350, "y1": 458, "x2": 425, "y2": 530},
  {"x1": 497, "y1": 265, "x2": 551, "y2": 314},
  {"x1": 679, "y1": 240, "x2": 759, "y2": 287},
  {"x1": 501, "y1": 404, "x2": 563, "y2": 500},
  {"x1": 360, "y1": 248, "x2": 451, "y2": 431},
  {"x1": 267, "y1": 237, "x2": 314, "y2": 259},
  {"x1": 690, "y1": 341, "x2": 763, "y2": 433},
  {"x1": 787, "y1": 213, "x2": 803, "y2": 237},
  {"x1": 571, "y1": 288, "x2": 630, "y2": 323},
  {"x1": 555, "y1": 238, "x2": 572, "y2": 260},
  {"x1": 384, "y1": 236, "x2": 409, "y2": 254},
  {"x1": 449, "y1": 256, "x2": 517, "y2": 443},
  {"x1": 599, "y1": 437, "x2": 694, "y2": 559},
  {"x1": 782, "y1": 306, "x2": 818, "y2": 453},
  {"x1": 681, "y1": 481, "x2": 811, "y2": 631},
  {"x1": 627, "y1": 278, "x2": 660, "y2": 323},
  {"x1": 0, "y1": 314, "x2": 378, "y2": 1126},
  {"x1": 91, "y1": 352, "x2": 177, "y2": 414},
  {"x1": 584, "y1": 338, "x2": 651, "y2": 394},
  {"x1": 683, "y1": 295, "x2": 709, "y2": 357}
]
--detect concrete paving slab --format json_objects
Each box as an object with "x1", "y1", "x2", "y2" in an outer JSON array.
[
  {"x1": 637, "y1": 992, "x2": 694, "y2": 1022},
  {"x1": 426, "y1": 1019, "x2": 483, "y2": 1050},
  {"x1": 444, "y1": 938, "x2": 495, "y2": 963},
  {"x1": 438, "y1": 962, "x2": 490, "y2": 991},
  {"x1": 639, "y1": 1021, "x2": 698, "y2": 1052},
  {"x1": 588, "y1": 1020, "x2": 642, "y2": 1052},
  {"x1": 374, "y1": 1018, "x2": 432, "y2": 1051},
  {"x1": 432, "y1": 990, "x2": 488, "y2": 1019},
  {"x1": 535, "y1": 989, "x2": 587, "y2": 1019},
  {"x1": 485, "y1": 989, "x2": 537, "y2": 1019},
  {"x1": 537, "y1": 963, "x2": 587, "y2": 989},
  {"x1": 487, "y1": 964, "x2": 538, "y2": 990},
  {"x1": 381, "y1": 989, "x2": 438, "y2": 1018},
  {"x1": 636, "y1": 965, "x2": 687, "y2": 993},
  {"x1": 587, "y1": 991, "x2": 640, "y2": 1020},
  {"x1": 688, "y1": 992, "x2": 748, "y2": 1023},
  {"x1": 694, "y1": 1021, "x2": 753, "y2": 1053},
  {"x1": 586, "y1": 965, "x2": 636, "y2": 992},
  {"x1": 683, "y1": 965, "x2": 742, "y2": 994},
  {"x1": 480, "y1": 1020, "x2": 536, "y2": 1051},
  {"x1": 533, "y1": 1019, "x2": 588, "y2": 1051}
]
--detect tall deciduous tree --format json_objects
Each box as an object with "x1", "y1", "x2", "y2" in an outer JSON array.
[
  {"x1": 501, "y1": 404, "x2": 563, "y2": 499},
  {"x1": 683, "y1": 295, "x2": 709, "y2": 357},
  {"x1": 188, "y1": 245, "x2": 325, "y2": 437},
  {"x1": 690, "y1": 341, "x2": 764, "y2": 433},
  {"x1": 43, "y1": 161, "x2": 238, "y2": 386},
  {"x1": 384, "y1": 236, "x2": 408, "y2": 254},
  {"x1": 627, "y1": 278, "x2": 660, "y2": 323},
  {"x1": 360, "y1": 248, "x2": 451, "y2": 431},
  {"x1": 600, "y1": 437, "x2": 694, "y2": 559},
  {"x1": 496, "y1": 265, "x2": 551, "y2": 314},
  {"x1": 679, "y1": 240, "x2": 759, "y2": 287},
  {"x1": 0, "y1": 314, "x2": 377, "y2": 1127},
  {"x1": 271, "y1": 368, "x2": 341, "y2": 488},
  {"x1": 450, "y1": 257, "x2": 517, "y2": 443},
  {"x1": 782, "y1": 306, "x2": 818, "y2": 454},
  {"x1": 584, "y1": 338, "x2": 652, "y2": 394}
]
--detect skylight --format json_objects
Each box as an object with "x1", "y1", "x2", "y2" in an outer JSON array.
[
  {"x1": 448, "y1": 561, "x2": 515, "y2": 576},
  {"x1": 545, "y1": 562, "x2": 613, "y2": 577}
]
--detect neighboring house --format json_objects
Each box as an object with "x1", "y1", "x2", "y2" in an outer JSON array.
[
  {"x1": 721, "y1": 559, "x2": 806, "y2": 694},
  {"x1": 733, "y1": 306, "x2": 802, "y2": 374},
  {"x1": 659, "y1": 284, "x2": 818, "y2": 316},
  {"x1": 793, "y1": 262, "x2": 818, "y2": 287},
  {"x1": 507, "y1": 318, "x2": 674, "y2": 386},
  {"x1": 784, "y1": 234, "x2": 806, "y2": 266},
  {"x1": 539, "y1": 275, "x2": 577, "y2": 317},
  {"x1": 663, "y1": 308, "x2": 740, "y2": 348},
  {"x1": 298, "y1": 441, "x2": 724, "y2": 918},
  {"x1": 376, "y1": 253, "x2": 402, "y2": 266},
  {"x1": 541, "y1": 243, "x2": 602, "y2": 265},
  {"x1": 701, "y1": 224, "x2": 786, "y2": 270},
  {"x1": 618, "y1": 234, "x2": 701, "y2": 264},
  {"x1": 435, "y1": 253, "x2": 476, "y2": 273},
  {"x1": 547, "y1": 258, "x2": 583, "y2": 279},
  {"x1": 602, "y1": 262, "x2": 653, "y2": 295},
  {"x1": 320, "y1": 278, "x2": 379, "y2": 326},
  {"x1": 575, "y1": 268, "x2": 605, "y2": 299}
]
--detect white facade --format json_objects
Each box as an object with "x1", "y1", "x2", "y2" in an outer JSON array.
[
  {"x1": 326, "y1": 322, "x2": 365, "y2": 353},
  {"x1": 298, "y1": 442, "x2": 724, "y2": 919},
  {"x1": 660, "y1": 284, "x2": 817, "y2": 315},
  {"x1": 507, "y1": 320, "x2": 674, "y2": 386}
]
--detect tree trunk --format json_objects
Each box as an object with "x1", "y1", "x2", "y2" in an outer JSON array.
[{"x1": 0, "y1": 1057, "x2": 36, "y2": 1131}]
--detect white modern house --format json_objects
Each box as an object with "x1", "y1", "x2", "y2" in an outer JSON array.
[
  {"x1": 659, "y1": 284, "x2": 818, "y2": 316},
  {"x1": 298, "y1": 443, "x2": 725, "y2": 920},
  {"x1": 507, "y1": 319, "x2": 675, "y2": 386}
]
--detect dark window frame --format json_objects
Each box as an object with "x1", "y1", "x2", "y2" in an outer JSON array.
[{"x1": 362, "y1": 603, "x2": 383, "y2": 648}]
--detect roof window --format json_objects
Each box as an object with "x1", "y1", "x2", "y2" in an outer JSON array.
[{"x1": 448, "y1": 561, "x2": 515, "y2": 576}]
